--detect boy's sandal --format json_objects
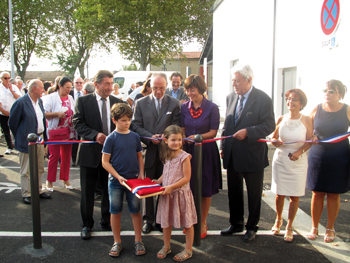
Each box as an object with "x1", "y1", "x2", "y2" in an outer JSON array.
[
  {"x1": 307, "y1": 227, "x2": 318, "y2": 240},
  {"x1": 173, "y1": 249, "x2": 193, "y2": 262},
  {"x1": 135, "y1": 241, "x2": 146, "y2": 256},
  {"x1": 284, "y1": 227, "x2": 294, "y2": 242},
  {"x1": 324, "y1": 229, "x2": 335, "y2": 243},
  {"x1": 157, "y1": 246, "x2": 171, "y2": 259},
  {"x1": 109, "y1": 242, "x2": 122, "y2": 257}
]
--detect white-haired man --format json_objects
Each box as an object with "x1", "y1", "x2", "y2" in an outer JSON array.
[
  {"x1": 9, "y1": 79, "x2": 51, "y2": 204},
  {"x1": 220, "y1": 64, "x2": 275, "y2": 242},
  {"x1": 0, "y1": 72, "x2": 21, "y2": 155}
]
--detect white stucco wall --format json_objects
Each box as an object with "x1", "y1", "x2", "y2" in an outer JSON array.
[{"x1": 213, "y1": 0, "x2": 349, "y2": 118}]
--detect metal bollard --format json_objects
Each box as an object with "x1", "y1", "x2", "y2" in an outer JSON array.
[
  {"x1": 193, "y1": 134, "x2": 203, "y2": 246},
  {"x1": 27, "y1": 133, "x2": 42, "y2": 249}
]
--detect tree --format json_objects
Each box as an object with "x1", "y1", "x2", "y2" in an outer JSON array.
[
  {"x1": 5, "y1": 0, "x2": 55, "y2": 79},
  {"x1": 53, "y1": 0, "x2": 116, "y2": 79},
  {"x1": 122, "y1": 63, "x2": 139, "y2": 71},
  {"x1": 0, "y1": 0, "x2": 9, "y2": 60},
  {"x1": 80, "y1": 0, "x2": 215, "y2": 70}
]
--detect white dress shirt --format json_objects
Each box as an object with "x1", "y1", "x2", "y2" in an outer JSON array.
[
  {"x1": 95, "y1": 92, "x2": 111, "y2": 134},
  {"x1": 28, "y1": 94, "x2": 44, "y2": 134},
  {"x1": 0, "y1": 83, "x2": 22, "y2": 115}
]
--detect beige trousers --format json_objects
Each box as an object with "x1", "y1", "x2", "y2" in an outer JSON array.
[{"x1": 19, "y1": 143, "x2": 45, "y2": 197}]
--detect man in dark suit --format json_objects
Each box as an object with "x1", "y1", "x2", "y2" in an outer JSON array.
[
  {"x1": 165, "y1": 72, "x2": 189, "y2": 104},
  {"x1": 70, "y1": 77, "x2": 84, "y2": 166},
  {"x1": 220, "y1": 64, "x2": 275, "y2": 242},
  {"x1": 9, "y1": 79, "x2": 51, "y2": 204},
  {"x1": 73, "y1": 70, "x2": 123, "y2": 239},
  {"x1": 132, "y1": 72, "x2": 181, "y2": 233}
]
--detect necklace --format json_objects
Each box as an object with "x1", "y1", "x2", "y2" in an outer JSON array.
[{"x1": 190, "y1": 107, "x2": 203, "y2": 119}]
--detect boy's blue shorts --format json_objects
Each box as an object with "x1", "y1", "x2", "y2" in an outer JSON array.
[{"x1": 108, "y1": 176, "x2": 140, "y2": 215}]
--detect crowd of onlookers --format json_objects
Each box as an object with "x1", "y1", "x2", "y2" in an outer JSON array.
[{"x1": 1, "y1": 65, "x2": 349, "y2": 260}]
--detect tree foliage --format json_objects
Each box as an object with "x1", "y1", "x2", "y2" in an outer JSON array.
[
  {"x1": 2, "y1": 0, "x2": 55, "y2": 79},
  {"x1": 52, "y1": 0, "x2": 117, "y2": 79},
  {"x1": 0, "y1": 0, "x2": 9, "y2": 60},
  {"x1": 80, "y1": 0, "x2": 215, "y2": 70},
  {"x1": 122, "y1": 63, "x2": 139, "y2": 71}
]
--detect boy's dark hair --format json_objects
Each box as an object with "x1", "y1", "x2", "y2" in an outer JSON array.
[{"x1": 111, "y1": 103, "x2": 132, "y2": 121}]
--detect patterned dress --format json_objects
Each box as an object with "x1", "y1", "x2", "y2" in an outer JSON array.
[{"x1": 156, "y1": 150, "x2": 197, "y2": 229}]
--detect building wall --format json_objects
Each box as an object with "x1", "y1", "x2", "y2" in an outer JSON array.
[
  {"x1": 212, "y1": 0, "x2": 349, "y2": 118},
  {"x1": 150, "y1": 58, "x2": 201, "y2": 79}
]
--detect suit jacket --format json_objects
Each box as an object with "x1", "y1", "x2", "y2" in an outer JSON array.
[
  {"x1": 165, "y1": 87, "x2": 189, "y2": 101},
  {"x1": 131, "y1": 94, "x2": 181, "y2": 168},
  {"x1": 69, "y1": 89, "x2": 74, "y2": 98},
  {"x1": 9, "y1": 94, "x2": 47, "y2": 153},
  {"x1": 73, "y1": 93, "x2": 123, "y2": 168},
  {"x1": 221, "y1": 86, "x2": 275, "y2": 172}
]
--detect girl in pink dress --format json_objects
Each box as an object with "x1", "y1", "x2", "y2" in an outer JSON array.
[{"x1": 154, "y1": 125, "x2": 197, "y2": 261}]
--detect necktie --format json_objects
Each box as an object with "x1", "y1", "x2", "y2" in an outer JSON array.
[
  {"x1": 101, "y1": 98, "x2": 108, "y2": 135},
  {"x1": 235, "y1": 95, "x2": 245, "y2": 125},
  {"x1": 156, "y1": 98, "x2": 160, "y2": 116},
  {"x1": 77, "y1": 91, "x2": 81, "y2": 97}
]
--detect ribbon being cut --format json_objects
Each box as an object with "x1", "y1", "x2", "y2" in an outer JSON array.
[{"x1": 122, "y1": 177, "x2": 164, "y2": 199}]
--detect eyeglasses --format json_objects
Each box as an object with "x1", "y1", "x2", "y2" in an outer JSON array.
[
  {"x1": 1, "y1": 77, "x2": 10, "y2": 80},
  {"x1": 152, "y1": 87, "x2": 165, "y2": 91},
  {"x1": 286, "y1": 98, "x2": 300, "y2": 102},
  {"x1": 75, "y1": 82, "x2": 83, "y2": 84},
  {"x1": 323, "y1": 89, "x2": 336, "y2": 94}
]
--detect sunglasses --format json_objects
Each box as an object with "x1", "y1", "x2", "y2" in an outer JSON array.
[
  {"x1": 2, "y1": 77, "x2": 10, "y2": 80},
  {"x1": 322, "y1": 89, "x2": 336, "y2": 94}
]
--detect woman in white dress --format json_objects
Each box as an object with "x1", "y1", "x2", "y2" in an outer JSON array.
[{"x1": 270, "y1": 89, "x2": 313, "y2": 242}]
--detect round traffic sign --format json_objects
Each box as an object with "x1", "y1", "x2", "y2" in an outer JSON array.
[{"x1": 320, "y1": 0, "x2": 340, "y2": 35}]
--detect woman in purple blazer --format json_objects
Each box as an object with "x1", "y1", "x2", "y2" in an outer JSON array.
[{"x1": 181, "y1": 74, "x2": 222, "y2": 239}]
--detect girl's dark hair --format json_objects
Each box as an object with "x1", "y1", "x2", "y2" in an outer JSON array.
[
  {"x1": 160, "y1": 125, "x2": 184, "y2": 164},
  {"x1": 55, "y1": 77, "x2": 72, "y2": 91}
]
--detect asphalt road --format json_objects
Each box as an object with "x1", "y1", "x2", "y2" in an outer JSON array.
[{"x1": 0, "y1": 136, "x2": 349, "y2": 263}]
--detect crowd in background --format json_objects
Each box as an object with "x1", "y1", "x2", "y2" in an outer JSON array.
[{"x1": 0, "y1": 65, "x2": 349, "y2": 259}]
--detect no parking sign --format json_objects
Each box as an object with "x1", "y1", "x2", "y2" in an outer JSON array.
[{"x1": 320, "y1": 0, "x2": 340, "y2": 35}]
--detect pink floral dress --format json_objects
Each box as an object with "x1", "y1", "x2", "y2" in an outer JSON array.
[{"x1": 156, "y1": 150, "x2": 197, "y2": 229}]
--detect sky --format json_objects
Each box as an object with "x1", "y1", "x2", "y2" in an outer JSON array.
[{"x1": 0, "y1": 41, "x2": 203, "y2": 79}]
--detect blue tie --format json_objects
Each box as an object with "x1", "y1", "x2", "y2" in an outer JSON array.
[{"x1": 235, "y1": 95, "x2": 245, "y2": 125}]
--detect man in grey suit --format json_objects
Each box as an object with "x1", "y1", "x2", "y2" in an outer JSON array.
[
  {"x1": 165, "y1": 72, "x2": 189, "y2": 104},
  {"x1": 132, "y1": 72, "x2": 181, "y2": 233},
  {"x1": 220, "y1": 64, "x2": 275, "y2": 243}
]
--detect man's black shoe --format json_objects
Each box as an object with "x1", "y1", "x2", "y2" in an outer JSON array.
[
  {"x1": 39, "y1": 192, "x2": 52, "y2": 199},
  {"x1": 155, "y1": 223, "x2": 163, "y2": 233},
  {"x1": 23, "y1": 197, "x2": 31, "y2": 204},
  {"x1": 101, "y1": 223, "x2": 112, "y2": 231},
  {"x1": 220, "y1": 225, "x2": 244, "y2": 236},
  {"x1": 243, "y1": 230, "x2": 256, "y2": 243},
  {"x1": 81, "y1": 227, "x2": 91, "y2": 239},
  {"x1": 142, "y1": 223, "x2": 152, "y2": 234}
]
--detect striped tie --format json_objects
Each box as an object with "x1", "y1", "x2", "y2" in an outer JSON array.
[{"x1": 235, "y1": 95, "x2": 245, "y2": 125}]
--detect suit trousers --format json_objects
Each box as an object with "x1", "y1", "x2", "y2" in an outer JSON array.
[
  {"x1": 80, "y1": 164, "x2": 110, "y2": 228},
  {"x1": 19, "y1": 143, "x2": 45, "y2": 197},
  {"x1": 143, "y1": 149, "x2": 163, "y2": 224},
  {"x1": 226, "y1": 154, "x2": 264, "y2": 232},
  {"x1": 0, "y1": 115, "x2": 13, "y2": 149}
]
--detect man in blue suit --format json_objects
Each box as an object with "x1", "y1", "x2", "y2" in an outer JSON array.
[{"x1": 9, "y1": 79, "x2": 51, "y2": 204}]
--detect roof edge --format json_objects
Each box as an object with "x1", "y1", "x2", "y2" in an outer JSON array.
[{"x1": 210, "y1": 0, "x2": 224, "y2": 13}]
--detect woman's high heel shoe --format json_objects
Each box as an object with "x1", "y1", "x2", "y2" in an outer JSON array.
[
  {"x1": 284, "y1": 227, "x2": 294, "y2": 242},
  {"x1": 307, "y1": 227, "x2": 318, "y2": 240},
  {"x1": 324, "y1": 229, "x2": 335, "y2": 243},
  {"x1": 201, "y1": 225, "x2": 208, "y2": 239},
  {"x1": 271, "y1": 219, "x2": 283, "y2": 235}
]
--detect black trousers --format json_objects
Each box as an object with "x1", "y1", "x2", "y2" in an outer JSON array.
[
  {"x1": 226, "y1": 155, "x2": 264, "y2": 232},
  {"x1": 0, "y1": 115, "x2": 13, "y2": 149},
  {"x1": 71, "y1": 135, "x2": 80, "y2": 163},
  {"x1": 80, "y1": 163, "x2": 110, "y2": 229},
  {"x1": 143, "y1": 150, "x2": 163, "y2": 224}
]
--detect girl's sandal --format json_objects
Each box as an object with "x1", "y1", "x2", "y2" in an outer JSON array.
[
  {"x1": 271, "y1": 219, "x2": 283, "y2": 235},
  {"x1": 109, "y1": 242, "x2": 122, "y2": 257},
  {"x1": 135, "y1": 241, "x2": 146, "y2": 256},
  {"x1": 324, "y1": 229, "x2": 335, "y2": 243},
  {"x1": 157, "y1": 246, "x2": 171, "y2": 259},
  {"x1": 307, "y1": 227, "x2": 319, "y2": 240},
  {"x1": 173, "y1": 249, "x2": 193, "y2": 262}
]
